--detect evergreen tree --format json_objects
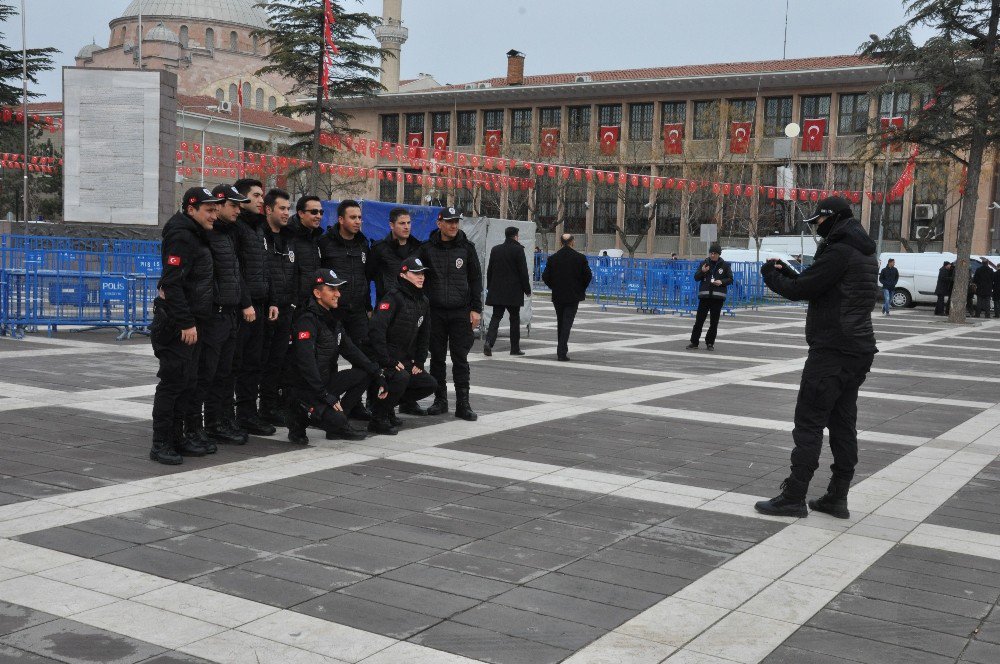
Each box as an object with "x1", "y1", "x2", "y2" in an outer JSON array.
[
  {"x1": 254, "y1": 1, "x2": 387, "y2": 193},
  {"x1": 860, "y1": 0, "x2": 1000, "y2": 323}
]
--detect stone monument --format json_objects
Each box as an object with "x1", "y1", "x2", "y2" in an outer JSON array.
[{"x1": 62, "y1": 67, "x2": 177, "y2": 228}]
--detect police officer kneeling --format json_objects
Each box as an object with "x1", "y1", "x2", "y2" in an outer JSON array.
[
  {"x1": 285, "y1": 269, "x2": 387, "y2": 444},
  {"x1": 367, "y1": 256, "x2": 438, "y2": 435}
]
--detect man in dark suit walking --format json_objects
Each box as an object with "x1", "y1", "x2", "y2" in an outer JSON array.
[
  {"x1": 484, "y1": 226, "x2": 532, "y2": 356},
  {"x1": 542, "y1": 234, "x2": 592, "y2": 361}
]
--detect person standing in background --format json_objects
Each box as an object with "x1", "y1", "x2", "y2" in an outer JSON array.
[{"x1": 483, "y1": 226, "x2": 531, "y2": 357}]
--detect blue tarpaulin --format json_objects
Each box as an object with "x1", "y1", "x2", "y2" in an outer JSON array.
[{"x1": 320, "y1": 200, "x2": 442, "y2": 242}]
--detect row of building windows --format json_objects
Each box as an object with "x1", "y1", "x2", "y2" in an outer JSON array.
[
  {"x1": 380, "y1": 91, "x2": 924, "y2": 148},
  {"x1": 119, "y1": 24, "x2": 260, "y2": 53},
  {"x1": 214, "y1": 84, "x2": 278, "y2": 112}
]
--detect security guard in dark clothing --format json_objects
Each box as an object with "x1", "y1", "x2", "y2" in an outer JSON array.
[
  {"x1": 231, "y1": 178, "x2": 278, "y2": 436},
  {"x1": 260, "y1": 188, "x2": 296, "y2": 425},
  {"x1": 318, "y1": 199, "x2": 375, "y2": 419},
  {"x1": 367, "y1": 256, "x2": 437, "y2": 434},
  {"x1": 150, "y1": 187, "x2": 219, "y2": 464},
  {"x1": 756, "y1": 196, "x2": 878, "y2": 519},
  {"x1": 418, "y1": 206, "x2": 483, "y2": 421},
  {"x1": 371, "y1": 207, "x2": 422, "y2": 301},
  {"x1": 289, "y1": 195, "x2": 325, "y2": 307},
  {"x1": 194, "y1": 184, "x2": 250, "y2": 447},
  {"x1": 687, "y1": 244, "x2": 733, "y2": 350},
  {"x1": 286, "y1": 269, "x2": 386, "y2": 444}
]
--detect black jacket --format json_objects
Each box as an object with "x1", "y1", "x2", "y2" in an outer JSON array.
[
  {"x1": 695, "y1": 258, "x2": 734, "y2": 299},
  {"x1": 542, "y1": 246, "x2": 592, "y2": 305},
  {"x1": 762, "y1": 216, "x2": 878, "y2": 355},
  {"x1": 287, "y1": 299, "x2": 379, "y2": 406},
  {"x1": 371, "y1": 232, "x2": 422, "y2": 301},
  {"x1": 974, "y1": 264, "x2": 994, "y2": 298},
  {"x1": 158, "y1": 211, "x2": 214, "y2": 328},
  {"x1": 234, "y1": 209, "x2": 271, "y2": 303},
  {"x1": 993, "y1": 269, "x2": 1000, "y2": 298},
  {"x1": 369, "y1": 279, "x2": 431, "y2": 369},
  {"x1": 879, "y1": 266, "x2": 899, "y2": 289},
  {"x1": 418, "y1": 229, "x2": 484, "y2": 312},
  {"x1": 264, "y1": 224, "x2": 297, "y2": 307},
  {"x1": 486, "y1": 238, "x2": 532, "y2": 307},
  {"x1": 288, "y1": 214, "x2": 324, "y2": 306},
  {"x1": 935, "y1": 267, "x2": 954, "y2": 296},
  {"x1": 318, "y1": 224, "x2": 374, "y2": 312},
  {"x1": 206, "y1": 221, "x2": 248, "y2": 309}
]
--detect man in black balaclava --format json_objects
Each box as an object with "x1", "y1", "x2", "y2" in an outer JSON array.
[{"x1": 755, "y1": 196, "x2": 878, "y2": 519}]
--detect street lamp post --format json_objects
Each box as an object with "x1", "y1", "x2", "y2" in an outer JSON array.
[{"x1": 21, "y1": 0, "x2": 28, "y2": 232}]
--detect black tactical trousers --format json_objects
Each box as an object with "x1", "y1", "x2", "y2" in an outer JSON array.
[
  {"x1": 554, "y1": 302, "x2": 578, "y2": 359},
  {"x1": 429, "y1": 308, "x2": 474, "y2": 396},
  {"x1": 194, "y1": 308, "x2": 239, "y2": 427},
  {"x1": 690, "y1": 297, "x2": 724, "y2": 346},
  {"x1": 233, "y1": 302, "x2": 267, "y2": 420},
  {"x1": 372, "y1": 366, "x2": 438, "y2": 418},
  {"x1": 485, "y1": 305, "x2": 521, "y2": 351},
  {"x1": 260, "y1": 304, "x2": 294, "y2": 410},
  {"x1": 151, "y1": 308, "x2": 202, "y2": 443},
  {"x1": 288, "y1": 368, "x2": 371, "y2": 434},
  {"x1": 789, "y1": 348, "x2": 875, "y2": 489}
]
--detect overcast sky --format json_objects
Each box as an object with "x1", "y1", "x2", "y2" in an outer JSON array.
[{"x1": 3, "y1": 0, "x2": 933, "y2": 101}]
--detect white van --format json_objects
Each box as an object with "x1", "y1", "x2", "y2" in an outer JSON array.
[
  {"x1": 751, "y1": 235, "x2": 818, "y2": 266},
  {"x1": 879, "y1": 252, "x2": 982, "y2": 307},
  {"x1": 719, "y1": 248, "x2": 804, "y2": 272}
]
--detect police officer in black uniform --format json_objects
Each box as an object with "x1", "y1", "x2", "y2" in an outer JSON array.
[
  {"x1": 231, "y1": 178, "x2": 278, "y2": 436},
  {"x1": 419, "y1": 206, "x2": 483, "y2": 421},
  {"x1": 318, "y1": 199, "x2": 376, "y2": 420},
  {"x1": 194, "y1": 184, "x2": 250, "y2": 447},
  {"x1": 371, "y1": 207, "x2": 422, "y2": 301},
  {"x1": 367, "y1": 256, "x2": 437, "y2": 434},
  {"x1": 289, "y1": 195, "x2": 325, "y2": 307},
  {"x1": 285, "y1": 269, "x2": 387, "y2": 444},
  {"x1": 150, "y1": 187, "x2": 219, "y2": 464},
  {"x1": 259, "y1": 188, "x2": 296, "y2": 425}
]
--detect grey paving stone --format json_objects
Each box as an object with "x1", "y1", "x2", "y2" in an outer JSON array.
[
  {"x1": 0, "y1": 644, "x2": 63, "y2": 663},
  {"x1": 307, "y1": 496, "x2": 415, "y2": 522},
  {"x1": 543, "y1": 509, "x2": 650, "y2": 536},
  {"x1": 195, "y1": 523, "x2": 311, "y2": 554},
  {"x1": 1, "y1": 618, "x2": 166, "y2": 664},
  {"x1": 784, "y1": 625, "x2": 953, "y2": 664},
  {"x1": 288, "y1": 540, "x2": 422, "y2": 575},
  {"x1": 861, "y1": 564, "x2": 1000, "y2": 604},
  {"x1": 556, "y1": 559, "x2": 689, "y2": 595},
  {"x1": 15, "y1": 527, "x2": 134, "y2": 558},
  {"x1": 660, "y1": 509, "x2": 786, "y2": 543},
  {"x1": 118, "y1": 507, "x2": 224, "y2": 534},
  {"x1": 525, "y1": 572, "x2": 663, "y2": 611},
  {"x1": 0, "y1": 602, "x2": 59, "y2": 637},
  {"x1": 240, "y1": 554, "x2": 367, "y2": 591},
  {"x1": 189, "y1": 568, "x2": 326, "y2": 608},
  {"x1": 200, "y1": 490, "x2": 301, "y2": 514},
  {"x1": 381, "y1": 563, "x2": 515, "y2": 601},
  {"x1": 135, "y1": 653, "x2": 214, "y2": 664},
  {"x1": 68, "y1": 517, "x2": 181, "y2": 545},
  {"x1": 614, "y1": 533, "x2": 738, "y2": 566},
  {"x1": 455, "y1": 494, "x2": 560, "y2": 518},
  {"x1": 424, "y1": 552, "x2": 547, "y2": 584},
  {"x1": 963, "y1": 640, "x2": 1000, "y2": 664},
  {"x1": 395, "y1": 512, "x2": 508, "y2": 539},
  {"x1": 806, "y1": 609, "x2": 968, "y2": 658},
  {"x1": 293, "y1": 592, "x2": 441, "y2": 640},
  {"x1": 359, "y1": 522, "x2": 474, "y2": 550},
  {"x1": 762, "y1": 645, "x2": 857, "y2": 664},
  {"x1": 277, "y1": 505, "x2": 382, "y2": 531},
  {"x1": 97, "y1": 546, "x2": 228, "y2": 582},
  {"x1": 588, "y1": 546, "x2": 715, "y2": 581},
  {"x1": 451, "y1": 602, "x2": 604, "y2": 650},
  {"x1": 147, "y1": 534, "x2": 265, "y2": 566},
  {"x1": 340, "y1": 577, "x2": 481, "y2": 619},
  {"x1": 826, "y1": 593, "x2": 982, "y2": 638},
  {"x1": 428, "y1": 504, "x2": 535, "y2": 529},
  {"x1": 455, "y1": 540, "x2": 577, "y2": 571},
  {"x1": 409, "y1": 620, "x2": 571, "y2": 664},
  {"x1": 491, "y1": 586, "x2": 634, "y2": 629},
  {"x1": 484, "y1": 529, "x2": 607, "y2": 558},
  {"x1": 235, "y1": 482, "x2": 333, "y2": 505}
]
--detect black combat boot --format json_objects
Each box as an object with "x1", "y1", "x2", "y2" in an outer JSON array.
[
  {"x1": 149, "y1": 438, "x2": 182, "y2": 465},
  {"x1": 426, "y1": 389, "x2": 449, "y2": 416},
  {"x1": 236, "y1": 414, "x2": 277, "y2": 436},
  {"x1": 184, "y1": 419, "x2": 217, "y2": 454},
  {"x1": 754, "y1": 478, "x2": 808, "y2": 518},
  {"x1": 483, "y1": 343, "x2": 492, "y2": 356},
  {"x1": 326, "y1": 425, "x2": 367, "y2": 441},
  {"x1": 808, "y1": 478, "x2": 852, "y2": 519},
  {"x1": 173, "y1": 421, "x2": 208, "y2": 457},
  {"x1": 258, "y1": 403, "x2": 286, "y2": 427},
  {"x1": 454, "y1": 387, "x2": 478, "y2": 422},
  {"x1": 206, "y1": 420, "x2": 246, "y2": 445},
  {"x1": 222, "y1": 416, "x2": 249, "y2": 443},
  {"x1": 399, "y1": 400, "x2": 427, "y2": 416},
  {"x1": 387, "y1": 409, "x2": 403, "y2": 428},
  {"x1": 349, "y1": 402, "x2": 372, "y2": 421},
  {"x1": 368, "y1": 417, "x2": 399, "y2": 436}
]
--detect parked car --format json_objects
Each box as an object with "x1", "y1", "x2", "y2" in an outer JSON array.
[{"x1": 879, "y1": 252, "x2": 983, "y2": 307}]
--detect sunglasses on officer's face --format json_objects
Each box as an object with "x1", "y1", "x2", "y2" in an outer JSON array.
[{"x1": 303, "y1": 209, "x2": 323, "y2": 215}]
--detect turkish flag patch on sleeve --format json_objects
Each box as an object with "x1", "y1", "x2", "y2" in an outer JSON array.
[
  {"x1": 297, "y1": 331, "x2": 311, "y2": 340},
  {"x1": 167, "y1": 255, "x2": 182, "y2": 266},
  {"x1": 378, "y1": 302, "x2": 391, "y2": 311}
]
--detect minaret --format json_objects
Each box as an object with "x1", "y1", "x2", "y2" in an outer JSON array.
[{"x1": 374, "y1": 0, "x2": 407, "y2": 93}]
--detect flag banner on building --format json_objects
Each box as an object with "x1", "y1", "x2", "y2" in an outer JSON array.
[
  {"x1": 599, "y1": 125, "x2": 619, "y2": 155},
  {"x1": 880, "y1": 116, "x2": 905, "y2": 152},
  {"x1": 432, "y1": 131, "x2": 449, "y2": 151},
  {"x1": 801, "y1": 118, "x2": 826, "y2": 152},
  {"x1": 729, "y1": 121, "x2": 751, "y2": 154},
  {"x1": 888, "y1": 146, "x2": 919, "y2": 202},
  {"x1": 237, "y1": 80, "x2": 244, "y2": 107},
  {"x1": 406, "y1": 132, "x2": 423, "y2": 149},
  {"x1": 663, "y1": 123, "x2": 684, "y2": 154},
  {"x1": 540, "y1": 127, "x2": 559, "y2": 157},
  {"x1": 484, "y1": 129, "x2": 502, "y2": 157}
]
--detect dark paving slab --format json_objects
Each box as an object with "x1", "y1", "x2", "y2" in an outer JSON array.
[
  {"x1": 471, "y1": 361, "x2": 668, "y2": 396},
  {"x1": 764, "y1": 369, "x2": 989, "y2": 401},
  {"x1": 925, "y1": 458, "x2": 1000, "y2": 536},
  {"x1": 559, "y1": 348, "x2": 764, "y2": 374},
  {"x1": 0, "y1": 353, "x2": 158, "y2": 392}
]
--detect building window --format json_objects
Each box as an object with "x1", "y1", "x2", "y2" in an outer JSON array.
[
  {"x1": 510, "y1": 109, "x2": 531, "y2": 144},
  {"x1": 799, "y1": 95, "x2": 831, "y2": 134},
  {"x1": 567, "y1": 106, "x2": 591, "y2": 143},
  {"x1": 593, "y1": 182, "x2": 619, "y2": 234},
  {"x1": 230, "y1": 31, "x2": 238, "y2": 50},
  {"x1": 535, "y1": 177, "x2": 558, "y2": 228},
  {"x1": 838, "y1": 93, "x2": 869, "y2": 135},
  {"x1": 564, "y1": 180, "x2": 587, "y2": 234},
  {"x1": 378, "y1": 170, "x2": 397, "y2": 203},
  {"x1": 693, "y1": 101, "x2": 720, "y2": 140},
  {"x1": 484, "y1": 109, "x2": 502, "y2": 131},
  {"x1": 403, "y1": 170, "x2": 423, "y2": 205},
  {"x1": 728, "y1": 99, "x2": 756, "y2": 125},
  {"x1": 538, "y1": 107, "x2": 561, "y2": 135},
  {"x1": 872, "y1": 163, "x2": 904, "y2": 240},
  {"x1": 268, "y1": 96, "x2": 277, "y2": 112},
  {"x1": 795, "y1": 163, "x2": 828, "y2": 191},
  {"x1": 910, "y1": 164, "x2": 948, "y2": 241},
  {"x1": 228, "y1": 83, "x2": 238, "y2": 103},
  {"x1": 432, "y1": 112, "x2": 450, "y2": 133},
  {"x1": 629, "y1": 103, "x2": 654, "y2": 141},
  {"x1": 661, "y1": 101, "x2": 686, "y2": 126},
  {"x1": 242, "y1": 82, "x2": 251, "y2": 106},
  {"x1": 597, "y1": 104, "x2": 622, "y2": 128},
  {"x1": 625, "y1": 167, "x2": 651, "y2": 234},
  {"x1": 381, "y1": 114, "x2": 399, "y2": 144},
  {"x1": 205, "y1": 28, "x2": 215, "y2": 50},
  {"x1": 763, "y1": 97, "x2": 792, "y2": 137},
  {"x1": 880, "y1": 91, "x2": 912, "y2": 126},
  {"x1": 833, "y1": 164, "x2": 864, "y2": 220},
  {"x1": 453, "y1": 187, "x2": 474, "y2": 216},
  {"x1": 406, "y1": 113, "x2": 424, "y2": 135},
  {"x1": 456, "y1": 111, "x2": 476, "y2": 146},
  {"x1": 255, "y1": 88, "x2": 264, "y2": 110},
  {"x1": 687, "y1": 163, "x2": 720, "y2": 229},
  {"x1": 252, "y1": 34, "x2": 259, "y2": 54},
  {"x1": 121, "y1": 26, "x2": 127, "y2": 44},
  {"x1": 656, "y1": 166, "x2": 682, "y2": 235},
  {"x1": 721, "y1": 164, "x2": 753, "y2": 236},
  {"x1": 215, "y1": 88, "x2": 224, "y2": 102},
  {"x1": 179, "y1": 25, "x2": 189, "y2": 47}
]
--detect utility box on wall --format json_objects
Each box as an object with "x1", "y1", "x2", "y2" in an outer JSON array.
[{"x1": 62, "y1": 67, "x2": 178, "y2": 226}]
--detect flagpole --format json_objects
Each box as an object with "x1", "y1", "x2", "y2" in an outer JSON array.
[
  {"x1": 21, "y1": 0, "x2": 29, "y2": 231},
  {"x1": 137, "y1": 0, "x2": 142, "y2": 67}
]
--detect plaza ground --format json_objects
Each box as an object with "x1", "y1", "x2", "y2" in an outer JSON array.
[{"x1": 0, "y1": 302, "x2": 998, "y2": 664}]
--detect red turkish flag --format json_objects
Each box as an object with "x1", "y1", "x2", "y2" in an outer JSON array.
[
  {"x1": 406, "y1": 132, "x2": 423, "y2": 149},
  {"x1": 663, "y1": 123, "x2": 684, "y2": 155},
  {"x1": 540, "y1": 128, "x2": 559, "y2": 157},
  {"x1": 484, "y1": 130, "x2": 502, "y2": 157},
  {"x1": 432, "y1": 131, "x2": 449, "y2": 151},
  {"x1": 729, "y1": 121, "x2": 752, "y2": 154},
  {"x1": 599, "y1": 126, "x2": 619, "y2": 155},
  {"x1": 801, "y1": 118, "x2": 826, "y2": 152},
  {"x1": 880, "y1": 117, "x2": 904, "y2": 152}
]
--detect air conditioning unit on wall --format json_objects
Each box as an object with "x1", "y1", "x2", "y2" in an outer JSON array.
[
  {"x1": 217, "y1": 101, "x2": 232, "y2": 113},
  {"x1": 914, "y1": 203, "x2": 938, "y2": 220}
]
